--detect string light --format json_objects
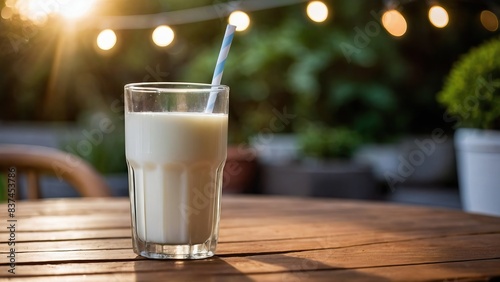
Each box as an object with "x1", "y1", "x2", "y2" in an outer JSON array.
[
  {"x1": 480, "y1": 10, "x2": 499, "y2": 32},
  {"x1": 97, "y1": 29, "x2": 117, "y2": 51},
  {"x1": 3, "y1": 0, "x2": 497, "y2": 53},
  {"x1": 228, "y1": 11, "x2": 250, "y2": 32},
  {"x1": 382, "y1": 9, "x2": 407, "y2": 37},
  {"x1": 428, "y1": 5, "x2": 449, "y2": 28},
  {"x1": 306, "y1": 1, "x2": 328, "y2": 23},
  {"x1": 152, "y1": 25, "x2": 175, "y2": 47}
]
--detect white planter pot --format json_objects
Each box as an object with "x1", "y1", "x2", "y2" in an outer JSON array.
[{"x1": 455, "y1": 128, "x2": 500, "y2": 216}]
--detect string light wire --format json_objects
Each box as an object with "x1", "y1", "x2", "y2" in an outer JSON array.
[{"x1": 97, "y1": 0, "x2": 309, "y2": 30}]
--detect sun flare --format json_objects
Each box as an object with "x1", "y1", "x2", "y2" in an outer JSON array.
[{"x1": 12, "y1": 0, "x2": 97, "y2": 24}]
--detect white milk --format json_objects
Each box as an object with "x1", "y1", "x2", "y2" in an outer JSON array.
[{"x1": 125, "y1": 112, "x2": 227, "y2": 245}]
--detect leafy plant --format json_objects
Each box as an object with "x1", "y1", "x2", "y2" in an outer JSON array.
[
  {"x1": 298, "y1": 124, "x2": 363, "y2": 159},
  {"x1": 438, "y1": 37, "x2": 500, "y2": 129}
]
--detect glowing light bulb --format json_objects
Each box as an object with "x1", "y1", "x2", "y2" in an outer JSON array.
[
  {"x1": 307, "y1": 1, "x2": 328, "y2": 23},
  {"x1": 97, "y1": 29, "x2": 117, "y2": 51},
  {"x1": 152, "y1": 25, "x2": 175, "y2": 47},
  {"x1": 382, "y1": 9, "x2": 407, "y2": 37},
  {"x1": 480, "y1": 10, "x2": 499, "y2": 32},
  {"x1": 428, "y1": 5, "x2": 449, "y2": 28},
  {"x1": 228, "y1": 11, "x2": 250, "y2": 32}
]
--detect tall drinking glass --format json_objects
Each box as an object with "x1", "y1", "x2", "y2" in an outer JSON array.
[{"x1": 124, "y1": 82, "x2": 229, "y2": 259}]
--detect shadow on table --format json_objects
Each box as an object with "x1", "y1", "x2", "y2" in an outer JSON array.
[
  {"x1": 133, "y1": 256, "x2": 254, "y2": 281},
  {"x1": 250, "y1": 254, "x2": 387, "y2": 281}
]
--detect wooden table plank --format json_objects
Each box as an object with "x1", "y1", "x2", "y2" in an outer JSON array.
[
  {"x1": 3, "y1": 223, "x2": 500, "y2": 256},
  {"x1": 0, "y1": 229, "x2": 131, "y2": 243},
  {"x1": 2, "y1": 233, "x2": 500, "y2": 273},
  {"x1": 2, "y1": 197, "x2": 498, "y2": 234}
]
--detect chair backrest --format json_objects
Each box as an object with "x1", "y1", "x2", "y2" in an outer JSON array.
[{"x1": 0, "y1": 144, "x2": 112, "y2": 199}]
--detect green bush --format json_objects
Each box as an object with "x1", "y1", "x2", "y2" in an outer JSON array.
[
  {"x1": 438, "y1": 37, "x2": 500, "y2": 129},
  {"x1": 298, "y1": 125, "x2": 363, "y2": 159}
]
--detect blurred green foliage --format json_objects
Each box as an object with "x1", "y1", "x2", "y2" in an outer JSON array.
[
  {"x1": 181, "y1": 2, "x2": 408, "y2": 144},
  {"x1": 58, "y1": 112, "x2": 127, "y2": 174},
  {"x1": 438, "y1": 37, "x2": 500, "y2": 129},
  {"x1": 298, "y1": 124, "x2": 363, "y2": 159}
]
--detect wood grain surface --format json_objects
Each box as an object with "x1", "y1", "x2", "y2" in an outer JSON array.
[{"x1": 1, "y1": 196, "x2": 499, "y2": 281}]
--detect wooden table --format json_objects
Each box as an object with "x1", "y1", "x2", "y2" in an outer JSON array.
[{"x1": 1, "y1": 196, "x2": 500, "y2": 281}]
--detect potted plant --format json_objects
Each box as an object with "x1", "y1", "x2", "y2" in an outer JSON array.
[
  {"x1": 261, "y1": 124, "x2": 378, "y2": 199},
  {"x1": 299, "y1": 124, "x2": 363, "y2": 160},
  {"x1": 438, "y1": 37, "x2": 500, "y2": 216}
]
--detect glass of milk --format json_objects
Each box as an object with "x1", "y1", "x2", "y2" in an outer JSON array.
[{"x1": 124, "y1": 82, "x2": 228, "y2": 259}]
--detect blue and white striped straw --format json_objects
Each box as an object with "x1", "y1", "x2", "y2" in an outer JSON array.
[{"x1": 205, "y1": 24, "x2": 236, "y2": 113}]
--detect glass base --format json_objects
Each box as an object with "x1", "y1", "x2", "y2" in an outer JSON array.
[{"x1": 133, "y1": 238, "x2": 217, "y2": 260}]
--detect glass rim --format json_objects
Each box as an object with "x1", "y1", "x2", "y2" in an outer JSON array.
[{"x1": 125, "y1": 82, "x2": 229, "y2": 92}]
